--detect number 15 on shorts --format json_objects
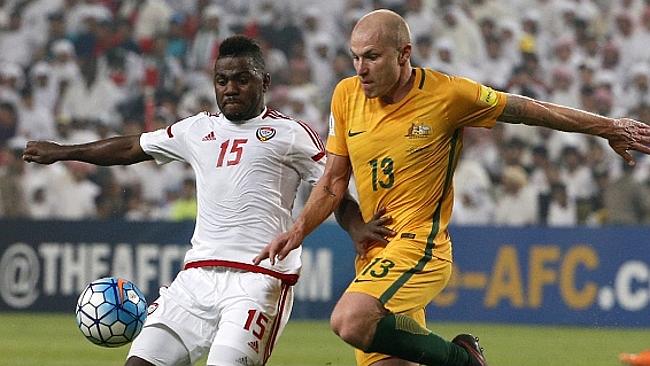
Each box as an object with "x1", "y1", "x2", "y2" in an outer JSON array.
[{"x1": 243, "y1": 309, "x2": 268, "y2": 340}]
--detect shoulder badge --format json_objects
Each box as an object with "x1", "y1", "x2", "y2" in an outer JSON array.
[{"x1": 478, "y1": 85, "x2": 498, "y2": 107}]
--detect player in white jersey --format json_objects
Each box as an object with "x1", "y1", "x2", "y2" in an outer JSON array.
[{"x1": 22, "y1": 36, "x2": 327, "y2": 366}]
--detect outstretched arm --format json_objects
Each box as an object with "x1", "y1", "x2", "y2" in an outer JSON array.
[
  {"x1": 499, "y1": 94, "x2": 650, "y2": 165},
  {"x1": 23, "y1": 135, "x2": 153, "y2": 166},
  {"x1": 254, "y1": 153, "x2": 352, "y2": 265}
]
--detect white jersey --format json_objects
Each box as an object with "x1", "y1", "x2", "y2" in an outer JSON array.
[{"x1": 140, "y1": 108, "x2": 326, "y2": 284}]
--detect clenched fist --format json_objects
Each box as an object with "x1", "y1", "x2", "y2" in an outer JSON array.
[{"x1": 22, "y1": 140, "x2": 64, "y2": 164}]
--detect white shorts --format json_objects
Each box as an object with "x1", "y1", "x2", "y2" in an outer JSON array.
[{"x1": 127, "y1": 267, "x2": 293, "y2": 366}]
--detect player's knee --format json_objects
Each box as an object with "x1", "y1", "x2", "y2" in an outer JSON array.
[
  {"x1": 332, "y1": 294, "x2": 389, "y2": 350},
  {"x1": 124, "y1": 356, "x2": 155, "y2": 366},
  {"x1": 330, "y1": 305, "x2": 375, "y2": 349}
]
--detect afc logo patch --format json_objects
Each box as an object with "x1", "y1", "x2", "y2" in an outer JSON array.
[
  {"x1": 478, "y1": 85, "x2": 498, "y2": 107},
  {"x1": 256, "y1": 127, "x2": 276, "y2": 141}
]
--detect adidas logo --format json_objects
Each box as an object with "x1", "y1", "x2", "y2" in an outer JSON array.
[
  {"x1": 247, "y1": 340, "x2": 259, "y2": 353},
  {"x1": 202, "y1": 131, "x2": 216, "y2": 141}
]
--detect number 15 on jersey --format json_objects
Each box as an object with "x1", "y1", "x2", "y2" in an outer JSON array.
[{"x1": 217, "y1": 139, "x2": 248, "y2": 167}]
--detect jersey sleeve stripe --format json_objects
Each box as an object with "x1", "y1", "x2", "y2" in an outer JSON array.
[
  {"x1": 265, "y1": 107, "x2": 325, "y2": 151},
  {"x1": 311, "y1": 150, "x2": 325, "y2": 161},
  {"x1": 166, "y1": 125, "x2": 174, "y2": 138},
  {"x1": 295, "y1": 120, "x2": 326, "y2": 152}
]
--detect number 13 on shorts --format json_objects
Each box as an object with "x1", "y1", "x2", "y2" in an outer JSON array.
[{"x1": 357, "y1": 257, "x2": 396, "y2": 281}]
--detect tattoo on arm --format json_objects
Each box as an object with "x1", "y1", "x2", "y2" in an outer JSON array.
[
  {"x1": 500, "y1": 94, "x2": 534, "y2": 124},
  {"x1": 499, "y1": 93, "x2": 614, "y2": 136},
  {"x1": 324, "y1": 185, "x2": 337, "y2": 198}
]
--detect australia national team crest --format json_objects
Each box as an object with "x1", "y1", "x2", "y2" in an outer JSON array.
[
  {"x1": 256, "y1": 126, "x2": 276, "y2": 141},
  {"x1": 405, "y1": 122, "x2": 432, "y2": 139}
]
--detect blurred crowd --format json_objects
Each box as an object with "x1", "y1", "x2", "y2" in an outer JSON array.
[{"x1": 1, "y1": 0, "x2": 650, "y2": 226}]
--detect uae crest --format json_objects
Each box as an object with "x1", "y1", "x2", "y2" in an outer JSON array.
[{"x1": 256, "y1": 126, "x2": 276, "y2": 141}]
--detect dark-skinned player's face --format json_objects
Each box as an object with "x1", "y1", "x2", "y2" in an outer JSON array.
[{"x1": 214, "y1": 56, "x2": 269, "y2": 121}]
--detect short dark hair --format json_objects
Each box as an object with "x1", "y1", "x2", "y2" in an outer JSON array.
[{"x1": 217, "y1": 35, "x2": 265, "y2": 71}]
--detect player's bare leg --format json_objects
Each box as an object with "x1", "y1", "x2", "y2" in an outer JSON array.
[
  {"x1": 331, "y1": 292, "x2": 388, "y2": 348},
  {"x1": 124, "y1": 356, "x2": 155, "y2": 366},
  {"x1": 125, "y1": 324, "x2": 192, "y2": 366},
  {"x1": 331, "y1": 292, "x2": 484, "y2": 366}
]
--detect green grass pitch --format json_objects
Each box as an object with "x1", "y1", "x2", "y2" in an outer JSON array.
[{"x1": 1, "y1": 313, "x2": 649, "y2": 366}]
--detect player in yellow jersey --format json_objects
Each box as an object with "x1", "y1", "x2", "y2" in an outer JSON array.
[{"x1": 255, "y1": 9, "x2": 650, "y2": 366}]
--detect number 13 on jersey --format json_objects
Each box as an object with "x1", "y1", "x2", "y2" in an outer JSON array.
[{"x1": 369, "y1": 156, "x2": 394, "y2": 191}]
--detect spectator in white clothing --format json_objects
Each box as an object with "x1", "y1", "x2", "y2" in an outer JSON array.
[
  {"x1": 59, "y1": 57, "x2": 128, "y2": 127},
  {"x1": 132, "y1": 0, "x2": 172, "y2": 41},
  {"x1": 437, "y1": 6, "x2": 487, "y2": 69},
  {"x1": 632, "y1": 8, "x2": 650, "y2": 65},
  {"x1": 548, "y1": 66, "x2": 580, "y2": 109},
  {"x1": 308, "y1": 34, "x2": 336, "y2": 111},
  {"x1": 546, "y1": 182, "x2": 577, "y2": 227},
  {"x1": 494, "y1": 165, "x2": 539, "y2": 226},
  {"x1": 412, "y1": 35, "x2": 436, "y2": 68},
  {"x1": 0, "y1": 63, "x2": 23, "y2": 106},
  {"x1": 430, "y1": 38, "x2": 482, "y2": 81},
  {"x1": 403, "y1": 0, "x2": 435, "y2": 41},
  {"x1": 559, "y1": 145, "x2": 596, "y2": 203},
  {"x1": 623, "y1": 63, "x2": 650, "y2": 112},
  {"x1": 481, "y1": 34, "x2": 514, "y2": 89},
  {"x1": 29, "y1": 62, "x2": 58, "y2": 112},
  {"x1": 17, "y1": 87, "x2": 57, "y2": 140},
  {"x1": 452, "y1": 159, "x2": 495, "y2": 225},
  {"x1": 186, "y1": 5, "x2": 226, "y2": 73},
  {"x1": 612, "y1": 11, "x2": 640, "y2": 72},
  {"x1": 547, "y1": 35, "x2": 580, "y2": 76},
  {"x1": 50, "y1": 39, "x2": 82, "y2": 92},
  {"x1": 49, "y1": 161, "x2": 100, "y2": 219},
  {"x1": 0, "y1": 10, "x2": 38, "y2": 67}
]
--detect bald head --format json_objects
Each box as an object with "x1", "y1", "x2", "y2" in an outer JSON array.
[
  {"x1": 352, "y1": 9, "x2": 411, "y2": 49},
  {"x1": 349, "y1": 9, "x2": 414, "y2": 101}
]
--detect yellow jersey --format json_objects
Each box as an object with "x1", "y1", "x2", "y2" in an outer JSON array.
[{"x1": 326, "y1": 68, "x2": 507, "y2": 261}]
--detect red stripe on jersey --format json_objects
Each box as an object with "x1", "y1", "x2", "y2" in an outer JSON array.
[
  {"x1": 166, "y1": 125, "x2": 174, "y2": 138},
  {"x1": 264, "y1": 108, "x2": 292, "y2": 121},
  {"x1": 295, "y1": 120, "x2": 325, "y2": 152},
  {"x1": 311, "y1": 150, "x2": 325, "y2": 161},
  {"x1": 183, "y1": 260, "x2": 298, "y2": 285},
  {"x1": 262, "y1": 108, "x2": 325, "y2": 152},
  {"x1": 263, "y1": 283, "x2": 290, "y2": 364}
]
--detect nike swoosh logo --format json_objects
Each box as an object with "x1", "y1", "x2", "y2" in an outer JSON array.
[
  {"x1": 353, "y1": 278, "x2": 373, "y2": 283},
  {"x1": 348, "y1": 130, "x2": 366, "y2": 137}
]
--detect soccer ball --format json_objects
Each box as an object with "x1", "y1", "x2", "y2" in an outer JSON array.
[{"x1": 75, "y1": 276, "x2": 148, "y2": 347}]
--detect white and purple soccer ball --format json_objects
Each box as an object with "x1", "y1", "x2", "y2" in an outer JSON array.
[{"x1": 75, "y1": 276, "x2": 147, "y2": 347}]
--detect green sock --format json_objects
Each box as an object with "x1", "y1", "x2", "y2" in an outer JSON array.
[{"x1": 366, "y1": 314, "x2": 470, "y2": 366}]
